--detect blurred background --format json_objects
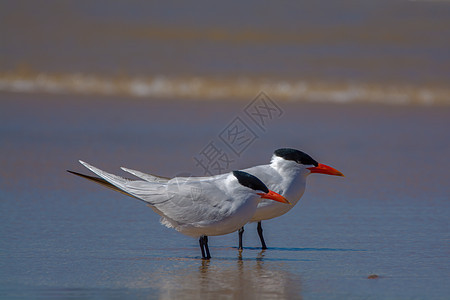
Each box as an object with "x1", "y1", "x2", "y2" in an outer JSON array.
[
  {"x1": 1, "y1": 0, "x2": 449, "y2": 104},
  {"x1": 1, "y1": 1, "x2": 449, "y2": 299}
]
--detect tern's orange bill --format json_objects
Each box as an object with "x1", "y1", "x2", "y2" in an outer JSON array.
[
  {"x1": 307, "y1": 163, "x2": 344, "y2": 176},
  {"x1": 257, "y1": 190, "x2": 291, "y2": 204}
]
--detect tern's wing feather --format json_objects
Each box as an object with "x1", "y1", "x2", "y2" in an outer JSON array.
[
  {"x1": 67, "y1": 170, "x2": 141, "y2": 200},
  {"x1": 120, "y1": 167, "x2": 171, "y2": 183},
  {"x1": 119, "y1": 167, "x2": 223, "y2": 184},
  {"x1": 78, "y1": 160, "x2": 169, "y2": 205}
]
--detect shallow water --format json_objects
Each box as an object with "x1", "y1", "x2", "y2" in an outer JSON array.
[{"x1": 1, "y1": 93, "x2": 449, "y2": 299}]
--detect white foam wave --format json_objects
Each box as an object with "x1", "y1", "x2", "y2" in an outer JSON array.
[{"x1": 0, "y1": 72, "x2": 448, "y2": 106}]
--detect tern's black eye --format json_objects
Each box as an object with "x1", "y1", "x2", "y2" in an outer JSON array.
[
  {"x1": 232, "y1": 171, "x2": 269, "y2": 193},
  {"x1": 274, "y1": 148, "x2": 318, "y2": 166}
]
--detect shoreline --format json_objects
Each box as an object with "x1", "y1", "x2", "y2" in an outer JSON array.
[{"x1": 1, "y1": 73, "x2": 449, "y2": 106}]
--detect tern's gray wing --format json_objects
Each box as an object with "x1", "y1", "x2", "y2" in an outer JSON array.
[
  {"x1": 120, "y1": 167, "x2": 171, "y2": 183},
  {"x1": 75, "y1": 161, "x2": 235, "y2": 227},
  {"x1": 119, "y1": 166, "x2": 234, "y2": 224},
  {"x1": 120, "y1": 167, "x2": 224, "y2": 184},
  {"x1": 77, "y1": 161, "x2": 168, "y2": 205},
  {"x1": 154, "y1": 176, "x2": 235, "y2": 227}
]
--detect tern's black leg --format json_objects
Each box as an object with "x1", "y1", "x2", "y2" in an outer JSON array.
[
  {"x1": 199, "y1": 236, "x2": 206, "y2": 259},
  {"x1": 204, "y1": 236, "x2": 211, "y2": 259},
  {"x1": 257, "y1": 221, "x2": 267, "y2": 250},
  {"x1": 238, "y1": 226, "x2": 244, "y2": 250}
]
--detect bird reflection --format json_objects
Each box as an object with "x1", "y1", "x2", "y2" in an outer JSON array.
[
  {"x1": 199, "y1": 259, "x2": 210, "y2": 273},
  {"x1": 256, "y1": 249, "x2": 266, "y2": 261},
  {"x1": 157, "y1": 250, "x2": 302, "y2": 299}
]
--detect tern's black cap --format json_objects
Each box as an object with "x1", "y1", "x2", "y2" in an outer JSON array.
[
  {"x1": 232, "y1": 170, "x2": 269, "y2": 193},
  {"x1": 274, "y1": 148, "x2": 318, "y2": 166}
]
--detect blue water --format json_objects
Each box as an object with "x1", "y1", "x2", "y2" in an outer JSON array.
[{"x1": 1, "y1": 93, "x2": 449, "y2": 298}]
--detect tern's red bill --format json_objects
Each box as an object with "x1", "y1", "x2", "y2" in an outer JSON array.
[
  {"x1": 307, "y1": 163, "x2": 344, "y2": 176},
  {"x1": 257, "y1": 190, "x2": 291, "y2": 204}
]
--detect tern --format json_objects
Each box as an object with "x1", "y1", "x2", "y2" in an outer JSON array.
[
  {"x1": 68, "y1": 160, "x2": 289, "y2": 259},
  {"x1": 237, "y1": 148, "x2": 344, "y2": 249},
  {"x1": 115, "y1": 148, "x2": 344, "y2": 249}
]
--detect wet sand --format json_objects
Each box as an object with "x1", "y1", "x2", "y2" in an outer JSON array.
[{"x1": 1, "y1": 92, "x2": 449, "y2": 299}]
